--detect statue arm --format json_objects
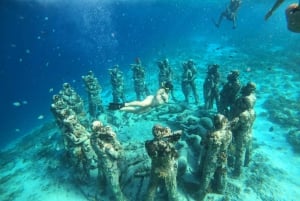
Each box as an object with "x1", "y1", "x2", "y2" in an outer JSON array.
[
  {"x1": 66, "y1": 132, "x2": 88, "y2": 144},
  {"x1": 105, "y1": 145, "x2": 120, "y2": 159}
]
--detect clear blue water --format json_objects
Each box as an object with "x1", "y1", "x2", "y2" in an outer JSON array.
[{"x1": 0, "y1": 0, "x2": 299, "y2": 148}]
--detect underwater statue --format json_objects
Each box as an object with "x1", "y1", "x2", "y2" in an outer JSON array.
[
  {"x1": 181, "y1": 59, "x2": 200, "y2": 104},
  {"x1": 82, "y1": 70, "x2": 104, "y2": 118},
  {"x1": 218, "y1": 70, "x2": 241, "y2": 119},
  {"x1": 203, "y1": 64, "x2": 220, "y2": 110},
  {"x1": 144, "y1": 124, "x2": 182, "y2": 201},
  {"x1": 109, "y1": 65, "x2": 126, "y2": 104},
  {"x1": 197, "y1": 114, "x2": 232, "y2": 200},
  {"x1": 91, "y1": 120, "x2": 127, "y2": 201},
  {"x1": 63, "y1": 114, "x2": 97, "y2": 179},
  {"x1": 131, "y1": 57, "x2": 150, "y2": 100},
  {"x1": 230, "y1": 82, "x2": 256, "y2": 177},
  {"x1": 157, "y1": 58, "x2": 177, "y2": 101}
]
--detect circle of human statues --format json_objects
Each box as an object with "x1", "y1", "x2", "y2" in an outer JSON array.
[{"x1": 51, "y1": 57, "x2": 256, "y2": 201}]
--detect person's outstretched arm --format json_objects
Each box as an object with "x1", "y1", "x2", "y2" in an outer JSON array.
[{"x1": 265, "y1": 0, "x2": 285, "y2": 20}]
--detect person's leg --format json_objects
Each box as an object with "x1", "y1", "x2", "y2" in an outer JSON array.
[
  {"x1": 232, "y1": 16, "x2": 237, "y2": 29},
  {"x1": 198, "y1": 152, "x2": 218, "y2": 199},
  {"x1": 181, "y1": 82, "x2": 190, "y2": 103},
  {"x1": 215, "y1": 166, "x2": 227, "y2": 194},
  {"x1": 244, "y1": 139, "x2": 252, "y2": 166},
  {"x1": 125, "y1": 96, "x2": 153, "y2": 107},
  {"x1": 216, "y1": 12, "x2": 226, "y2": 27},
  {"x1": 144, "y1": 172, "x2": 160, "y2": 201},
  {"x1": 213, "y1": 88, "x2": 220, "y2": 111},
  {"x1": 165, "y1": 170, "x2": 178, "y2": 201},
  {"x1": 107, "y1": 167, "x2": 127, "y2": 201}
]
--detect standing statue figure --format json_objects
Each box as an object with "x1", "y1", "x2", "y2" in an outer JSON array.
[
  {"x1": 59, "y1": 82, "x2": 85, "y2": 116},
  {"x1": 181, "y1": 59, "x2": 200, "y2": 104},
  {"x1": 231, "y1": 81, "x2": 256, "y2": 118},
  {"x1": 197, "y1": 114, "x2": 232, "y2": 200},
  {"x1": 203, "y1": 64, "x2": 220, "y2": 110},
  {"x1": 214, "y1": 0, "x2": 242, "y2": 29},
  {"x1": 63, "y1": 115, "x2": 97, "y2": 179},
  {"x1": 218, "y1": 70, "x2": 241, "y2": 119},
  {"x1": 157, "y1": 58, "x2": 177, "y2": 101},
  {"x1": 230, "y1": 82, "x2": 256, "y2": 177},
  {"x1": 109, "y1": 65, "x2": 126, "y2": 103},
  {"x1": 51, "y1": 94, "x2": 79, "y2": 152},
  {"x1": 82, "y1": 71, "x2": 104, "y2": 119},
  {"x1": 144, "y1": 124, "x2": 182, "y2": 201},
  {"x1": 91, "y1": 120, "x2": 127, "y2": 201},
  {"x1": 51, "y1": 94, "x2": 71, "y2": 128},
  {"x1": 157, "y1": 58, "x2": 173, "y2": 87},
  {"x1": 131, "y1": 57, "x2": 150, "y2": 100}
]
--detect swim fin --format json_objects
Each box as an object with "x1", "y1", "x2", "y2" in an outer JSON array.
[{"x1": 109, "y1": 102, "x2": 125, "y2": 110}]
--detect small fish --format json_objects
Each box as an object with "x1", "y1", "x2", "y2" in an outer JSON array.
[
  {"x1": 49, "y1": 88, "x2": 54, "y2": 93},
  {"x1": 37, "y1": 115, "x2": 44, "y2": 120},
  {"x1": 22, "y1": 100, "x2": 28, "y2": 104},
  {"x1": 25, "y1": 49, "x2": 30, "y2": 54},
  {"x1": 13, "y1": 102, "x2": 21, "y2": 107},
  {"x1": 15, "y1": 128, "x2": 20, "y2": 132}
]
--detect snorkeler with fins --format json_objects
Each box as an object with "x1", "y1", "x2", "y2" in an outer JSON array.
[
  {"x1": 212, "y1": 0, "x2": 242, "y2": 29},
  {"x1": 109, "y1": 81, "x2": 173, "y2": 114}
]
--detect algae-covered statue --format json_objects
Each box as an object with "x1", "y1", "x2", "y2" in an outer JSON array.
[
  {"x1": 197, "y1": 114, "x2": 232, "y2": 200},
  {"x1": 91, "y1": 120, "x2": 127, "y2": 201},
  {"x1": 109, "y1": 65, "x2": 126, "y2": 104},
  {"x1": 59, "y1": 82, "x2": 85, "y2": 115},
  {"x1": 231, "y1": 82, "x2": 256, "y2": 177},
  {"x1": 157, "y1": 58, "x2": 177, "y2": 101},
  {"x1": 203, "y1": 64, "x2": 220, "y2": 110},
  {"x1": 181, "y1": 59, "x2": 200, "y2": 104},
  {"x1": 131, "y1": 57, "x2": 150, "y2": 100},
  {"x1": 63, "y1": 114, "x2": 97, "y2": 179},
  {"x1": 82, "y1": 71, "x2": 104, "y2": 118},
  {"x1": 218, "y1": 70, "x2": 241, "y2": 119},
  {"x1": 144, "y1": 124, "x2": 182, "y2": 201}
]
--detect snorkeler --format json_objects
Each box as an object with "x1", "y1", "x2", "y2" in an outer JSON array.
[
  {"x1": 213, "y1": 0, "x2": 242, "y2": 29},
  {"x1": 265, "y1": 0, "x2": 300, "y2": 33},
  {"x1": 109, "y1": 81, "x2": 173, "y2": 114}
]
